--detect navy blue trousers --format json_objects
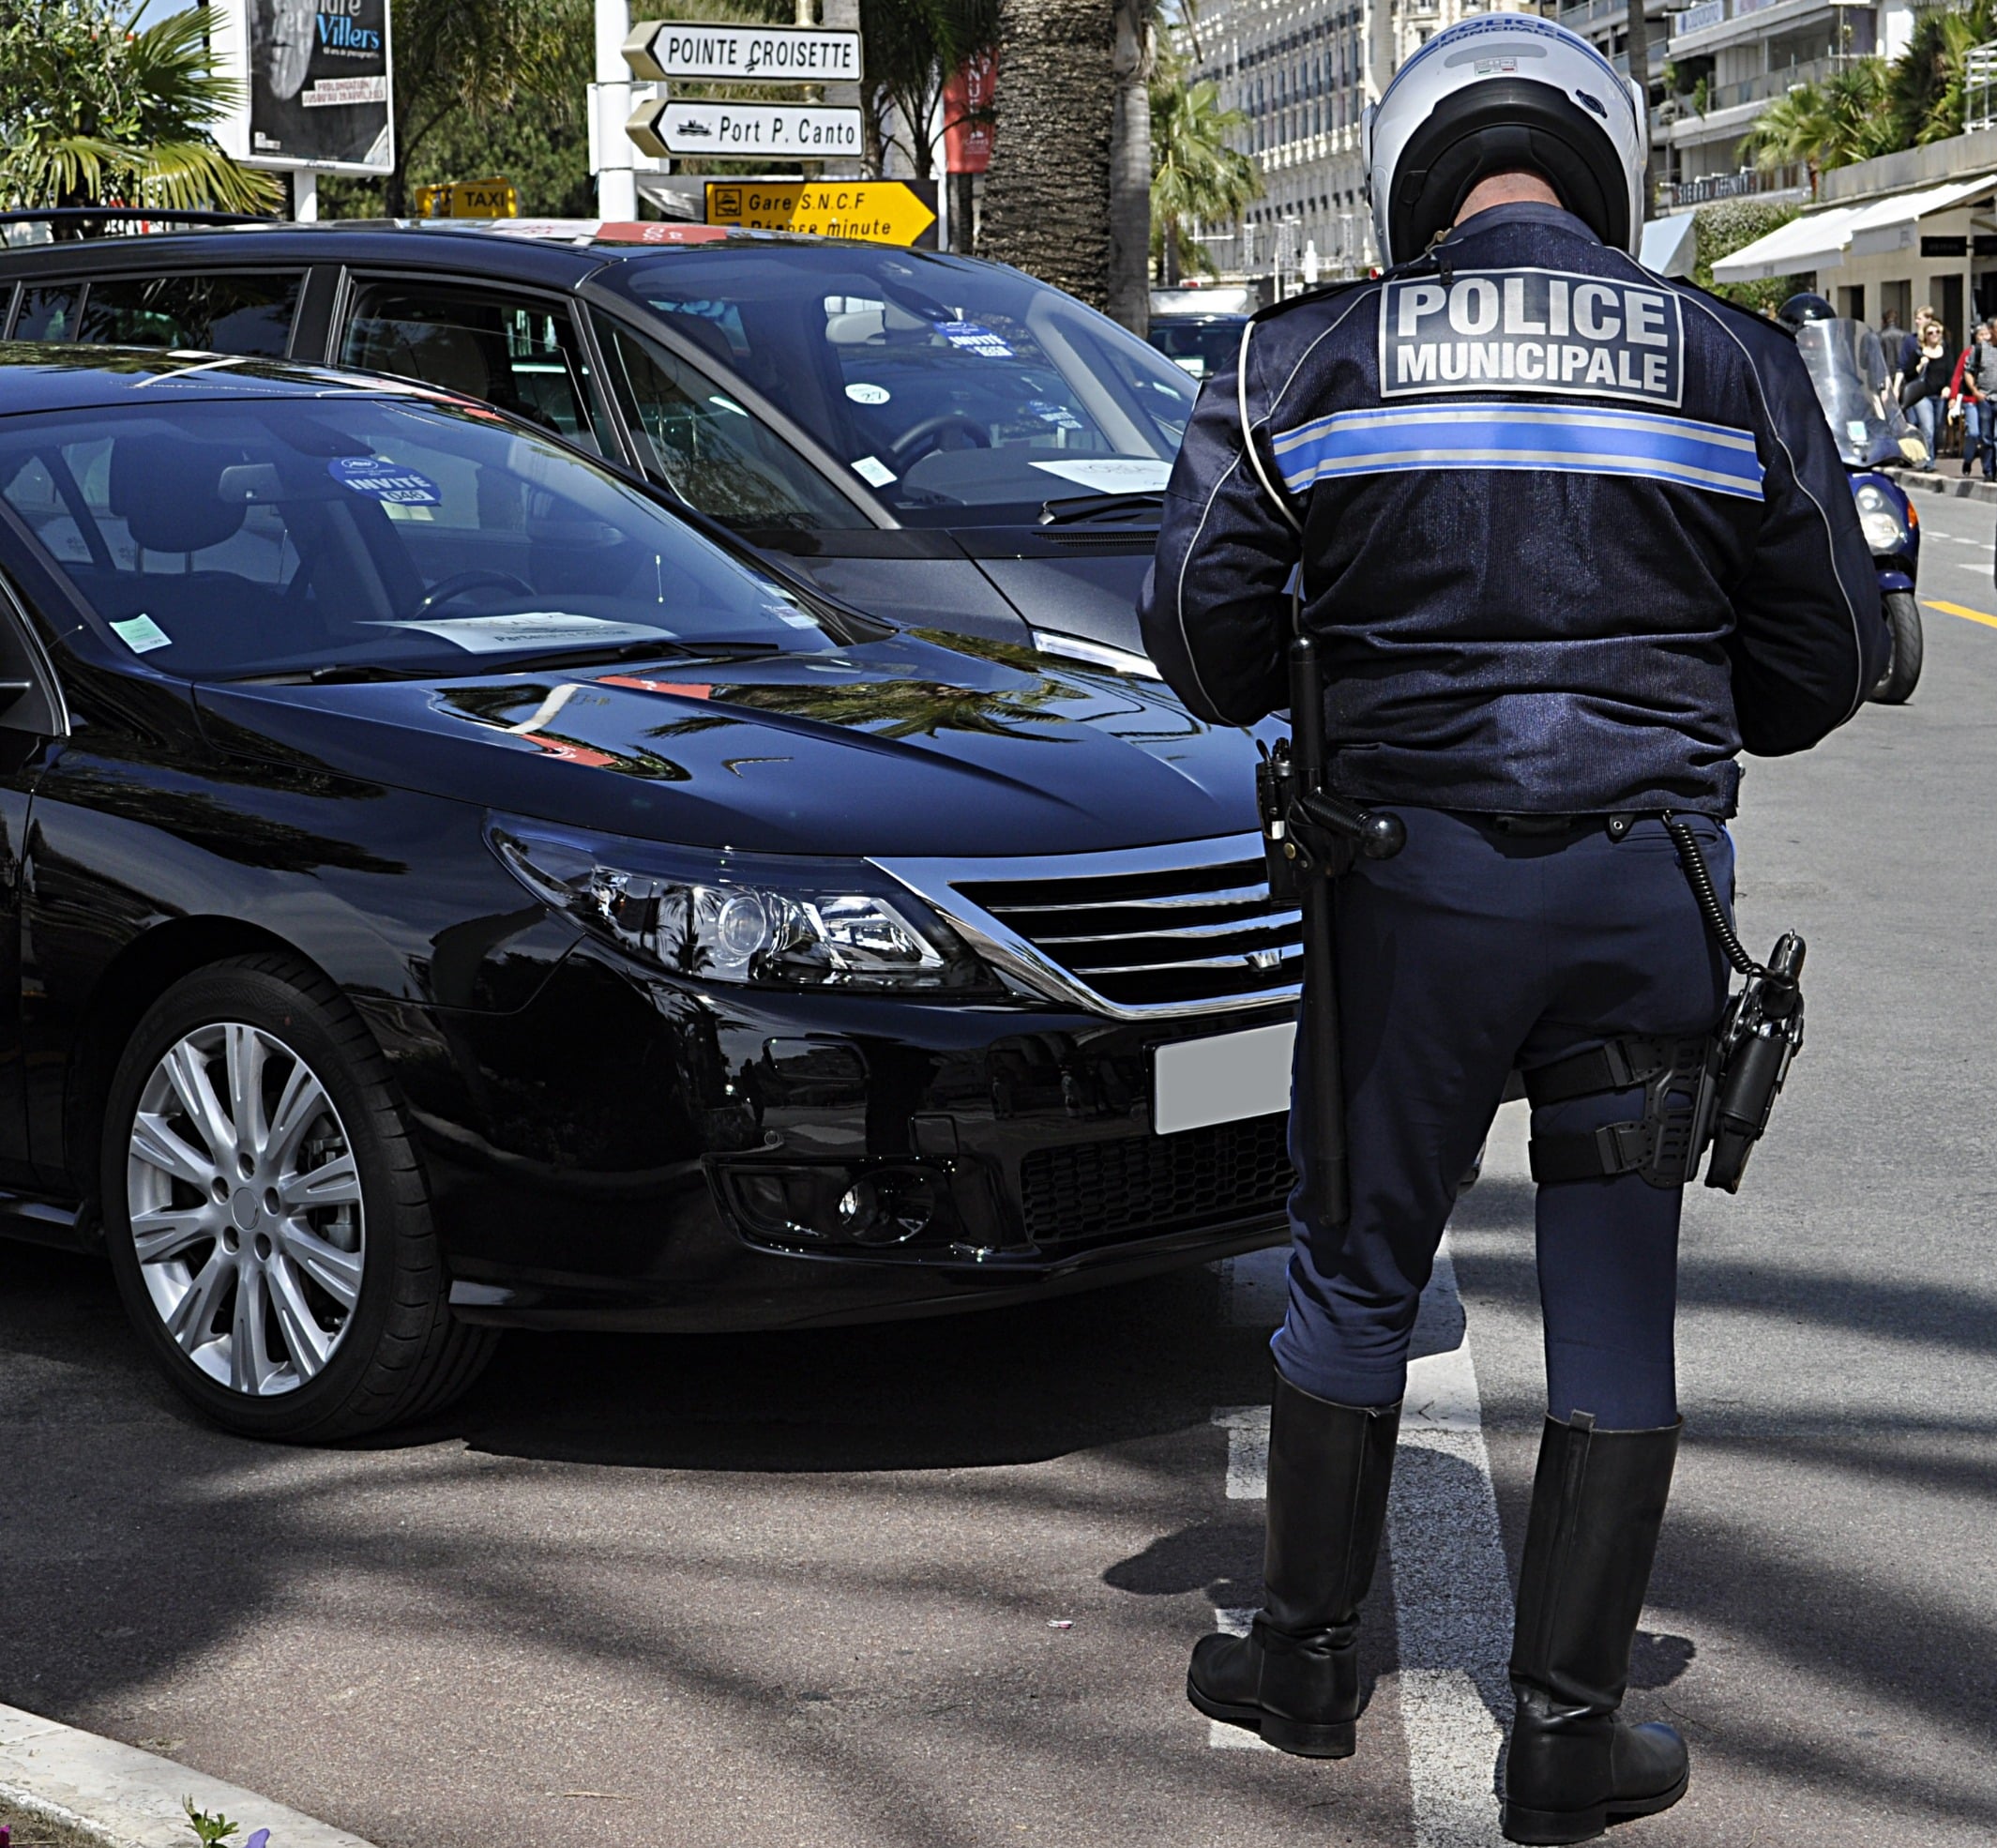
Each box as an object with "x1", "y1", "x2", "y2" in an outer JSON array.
[{"x1": 1269, "y1": 809, "x2": 1732, "y2": 1431}]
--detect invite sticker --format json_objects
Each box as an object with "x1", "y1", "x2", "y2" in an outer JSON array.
[
  {"x1": 935, "y1": 320, "x2": 1015, "y2": 359},
  {"x1": 329, "y1": 456, "x2": 444, "y2": 505}
]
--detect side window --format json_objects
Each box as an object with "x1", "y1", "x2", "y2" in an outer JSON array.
[
  {"x1": 10, "y1": 286, "x2": 80, "y2": 341},
  {"x1": 340, "y1": 283, "x2": 613, "y2": 454},
  {"x1": 75, "y1": 274, "x2": 304, "y2": 356},
  {"x1": 595, "y1": 313, "x2": 868, "y2": 532}
]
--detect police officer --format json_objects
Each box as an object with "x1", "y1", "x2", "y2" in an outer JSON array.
[{"x1": 1139, "y1": 15, "x2": 1884, "y2": 1845}]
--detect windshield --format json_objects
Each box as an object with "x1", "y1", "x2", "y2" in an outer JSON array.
[
  {"x1": 1147, "y1": 319, "x2": 1248, "y2": 383},
  {"x1": 1793, "y1": 319, "x2": 1922, "y2": 469},
  {"x1": 0, "y1": 390, "x2": 839, "y2": 679},
  {"x1": 598, "y1": 244, "x2": 1198, "y2": 526}
]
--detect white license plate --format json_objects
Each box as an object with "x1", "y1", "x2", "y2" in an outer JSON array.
[{"x1": 1153, "y1": 1022, "x2": 1296, "y2": 1135}]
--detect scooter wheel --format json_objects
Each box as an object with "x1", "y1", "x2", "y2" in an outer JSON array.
[{"x1": 1869, "y1": 589, "x2": 1923, "y2": 704}]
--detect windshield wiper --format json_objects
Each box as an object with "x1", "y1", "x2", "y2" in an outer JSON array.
[
  {"x1": 233, "y1": 662, "x2": 431, "y2": 686},
  {"x1": 1038, "y1": 491, "x2": 1167, "y2": 527},
  {"x1": 489, "y1": 637, "x2": 788, "y2": 675}
]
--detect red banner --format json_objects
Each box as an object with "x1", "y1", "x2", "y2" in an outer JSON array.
[{"x1": 944, "y1": 50, "x2": 997, "y2": 175}]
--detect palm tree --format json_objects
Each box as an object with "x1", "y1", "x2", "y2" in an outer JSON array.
[
  {"x1": 1739, "y1": 58, "x2": 1895, "y2": 192},
  {"x1": 979, "y1": 0, "x2": 1118, "y2": 312},
  {"x1": 856, "y1": 0, "x2": 998, "y2": 182},
  {"x1": 1150, "y1": 59, "x2": 1260, "y2": 285},
  {"x1": 0, "y1": 1, "x2": 279, "y2": 220},
  {"x1": 1108, "y1": 0, "x2": 1161, "y2": 334},
  {"x1": 1892, "y1": 0, "x2": 1997, "y2": 144},
  {"x1": 385, "y1": 0, "x2": 586, "y2": 217}
]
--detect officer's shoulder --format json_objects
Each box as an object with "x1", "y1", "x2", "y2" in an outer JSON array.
[{"x1": 1247, "y1": 274, "x2": 1380, "y2": 329}]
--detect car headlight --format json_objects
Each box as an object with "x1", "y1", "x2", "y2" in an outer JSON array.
[
  {"x1": 490, "y1": 816, "x2": 991, "y2": 992},
  {"x1": 1853, "y1": 483, "x2": 1909, "y2": 553}
]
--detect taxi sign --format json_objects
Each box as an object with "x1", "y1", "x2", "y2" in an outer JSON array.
[
  {"x1": 704, "y1": 180, "x2": 937, "y2": 248},
  {"x1": 415, "y1": 176, "x2": 518, "y2": 219}
]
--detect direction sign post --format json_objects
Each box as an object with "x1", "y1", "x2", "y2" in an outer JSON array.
[
  {"x1": 623, "y1": 22, "x2": 863, "y2": 83},
  {"x1": 704, "y1": 179, "x2": 938, "y2": 248},
  {"x1": 627, "y1": 99, "x2": 864, "y2": 160}
]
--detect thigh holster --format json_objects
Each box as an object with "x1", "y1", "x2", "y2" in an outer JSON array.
[{"x1": 1524, "y1": 1036, "x2": 1714, "y2": 1189}]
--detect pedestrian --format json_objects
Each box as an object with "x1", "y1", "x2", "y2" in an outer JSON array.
[
  {"x1": 1891, "y1": 303, "x2": 1936, "y2": 405},
  {"x1": 1902, "y1": 320, "x2": 1951, "y2": 469},
  {"x1": 1949, "y1": 321, "x2": 1997, "y2": 478},
  {"x1": 1140, "y1": 14, "x2": 1885, "y2": 1846}
]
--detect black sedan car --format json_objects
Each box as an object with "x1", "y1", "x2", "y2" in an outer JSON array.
[
  {"x1": 0, "y1": 218, "x2": 1191, "y2": 674},
  {"x1": 0, "y1": 348, "x2": 1300, "y2": 1440}
]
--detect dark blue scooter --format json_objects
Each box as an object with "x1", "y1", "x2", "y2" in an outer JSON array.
[{"x1": 1784, "y1": 295, "x2": 1924, "y2": 704}]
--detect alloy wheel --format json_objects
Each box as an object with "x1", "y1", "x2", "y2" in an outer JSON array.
[{"x1": 125, "y1": 1022, "x2": 366, "y2": 1397}]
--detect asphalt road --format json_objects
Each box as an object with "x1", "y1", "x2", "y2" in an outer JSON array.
[{"x1": 5, "y1": 497, "x2": 1997, "y2": 1848}]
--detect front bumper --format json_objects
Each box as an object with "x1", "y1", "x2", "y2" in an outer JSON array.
[{"x1": 360, "y1": 943, "x2": 1296, "y2": 1332}]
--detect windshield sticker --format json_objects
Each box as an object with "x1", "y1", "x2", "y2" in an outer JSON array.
[
  {"x1": 328, "y1": 456, "x2": 445, "y2": 505},
  {"x1": 375, "y1": 613, "x2": 666, "y2": 654},
  {"x1": 935, "y1": 320, "x2": 1015, "y2": 359},
  {"x1": 845, "y1": 382, "x2": 892, "y2": 405},
  {"x1": 1847, "y1": 419, "x2": 1869, "y2": 441},
  {"x1": 1027, "y1": 399, "x2": 1086, "y2": 432},
  {"x1": 1379, "y1": 267, "x2": 1685, "y2": 408},
  {"x1": 851, "y1": 454, "x2": 898, "y2": 487},
  {"x1": 763, "y1": 602, "x2": 823, "y2": 630},
  {"x1": 110, "y1": 613, "x2": 172, "y2": 655},
  {"x1": 1030, "y1": 458, "x2": 1174, "y2": 494}
]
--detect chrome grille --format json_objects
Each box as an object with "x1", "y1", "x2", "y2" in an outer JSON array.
[{"x1": 949, "y1": 839, "x2": 1302, "y2": 1010}]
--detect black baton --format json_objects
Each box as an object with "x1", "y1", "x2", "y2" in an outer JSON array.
[{"x1": 1259, "y1": 635, "x2": 1404, "y2": 1226}]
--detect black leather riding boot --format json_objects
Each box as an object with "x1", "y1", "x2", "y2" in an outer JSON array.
[
  {"x1": 1502, "y1": 1413, "x2": 1689, "y2": 1845},
  {"x1": 1187, "y1": 1372, "x2": 1400, "y2": 1757}
]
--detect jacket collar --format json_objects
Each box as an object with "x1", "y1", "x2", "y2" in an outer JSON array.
[{"x1": 1441, "y1": 202, "x2": 1606, "y2": 247}]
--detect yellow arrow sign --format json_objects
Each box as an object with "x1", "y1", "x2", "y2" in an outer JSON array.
[{"x1": 703, "y1": 180, "x2": 936, "y2": 248}]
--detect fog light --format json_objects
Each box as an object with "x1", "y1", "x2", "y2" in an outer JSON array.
[
  {"x1": 720, "y1": 1161, "x2": 954, "y2": 1250},
  {"x1": 836, "y1": 1178, "x2": 879, "y2": 1237}
]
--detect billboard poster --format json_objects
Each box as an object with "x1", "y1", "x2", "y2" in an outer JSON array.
[{"x1": 213, "y1": 0, "x2": 395, "y2": 174}]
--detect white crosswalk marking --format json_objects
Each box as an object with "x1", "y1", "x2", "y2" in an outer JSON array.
[
  {"x1": 1390, "y1": 1243, "x2": 1515, "y2": 1847},
  {"x1": 1206, "y1": 1608, "x2": 1278, "y2": 1750},
  {"x1": 1207, "y1": 1126, "x2": 1523, "y2": 1848}
]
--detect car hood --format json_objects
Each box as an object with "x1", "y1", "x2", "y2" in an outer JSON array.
[{"x1": 192, "y1": 630, "x2": 1263, "y2": 856}]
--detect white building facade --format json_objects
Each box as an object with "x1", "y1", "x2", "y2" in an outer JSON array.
[{"x1": 1192, "y1": 0, "x2": 1555, "y2": 282}]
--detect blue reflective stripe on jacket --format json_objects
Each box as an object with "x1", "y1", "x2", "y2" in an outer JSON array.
[{"x1": 1138, "y1": 203, "x2": 1887, "y2": 817}]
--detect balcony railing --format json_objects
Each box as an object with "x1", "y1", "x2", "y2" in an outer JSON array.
[{"x1": 1705, "y1": 53, "x2": 1839, "y2": 110}]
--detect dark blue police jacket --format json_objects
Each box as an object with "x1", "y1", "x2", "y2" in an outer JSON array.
[{"x1": 1140, "y1": 203, "x2": 1887, "y2": 816}]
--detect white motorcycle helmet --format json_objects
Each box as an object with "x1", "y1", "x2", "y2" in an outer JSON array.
[{"x1": 1363, "y1": 13, "x2": 1647, "y2": 267}]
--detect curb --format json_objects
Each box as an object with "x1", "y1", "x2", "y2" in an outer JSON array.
[
  {"x1": 1882, "y1": 465, "x2": 1997, "y2": 507},
  {"x1": 0, "y1": 1705, "x2": 375, "y2": 1848}
]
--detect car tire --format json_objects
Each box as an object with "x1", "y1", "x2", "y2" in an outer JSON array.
[
  {"x1": 100, "y1": 952, "x2": 495, "y2": 1441},
  {"x1": 1869, "y1": 590, "x2": 1924, "y2": 704}
]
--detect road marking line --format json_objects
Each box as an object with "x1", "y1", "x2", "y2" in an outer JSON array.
[
  {"x1": 1925, "y1": 598, "x2": 1997, "y2": 630},
  {"x1": 1390, "y1": 1240, "x2": 1515, "y2": 1847},
  {"x1": 1211, "y1": 1405, "x2": 1270, "y2": 1499},
  {"x1": 1207, "y1": 1609, "x2": 1279, "y2": 1750},
  {"x1": 1207, "y1": 1232, "x2": 1517, "y2": 1840}
]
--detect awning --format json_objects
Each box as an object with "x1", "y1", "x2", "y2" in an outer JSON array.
[
  {"x1": 1710, "y1": 206, "x2": 1860, "y2": 282},
  {"x1": 1844, "y1": 173, "x2": 1997, "y2": 257},
  {"x1": 1639, "y1": 211, "x2": 1698, "y2": 278}
]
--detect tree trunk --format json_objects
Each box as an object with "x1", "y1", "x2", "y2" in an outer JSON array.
[
  {"x1": 1107, "y1": 0, "x2": 1154, "y2": 334},
  {"x1": 951, "y1": 171, "x2": 976, "y2": 252},
  {"x1": 979, "y1": 0, "x2": 1116, "y2": 311},
  {"x1": 1626, "y1": 0, "x2": 1651, "y2": 223}
]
